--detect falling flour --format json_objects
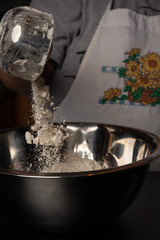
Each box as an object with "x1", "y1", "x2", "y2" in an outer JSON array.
[
  {"x1": 25, "y1": 77, "x2": 104, "y2": 173},
  {"x1": 25, "y1": 77, "x2": 69, "y2": 170},
  {"x1": 25, "y1": 77, "x2": 68, "y2": 147}
]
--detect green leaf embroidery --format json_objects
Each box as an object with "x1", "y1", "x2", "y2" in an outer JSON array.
[
  {"x1": 124, "y1": 86, "x2": 132, "y2": 92},
  {"x1": 131, "y1": 87, "x2": 143, "y2": 100},
  {"x1": 119, "y1": 95, "x2": 128, "y2": 100},
  {"x1": 150, "y1": 88, "x2": 160, "y2": 97},
  {"x1": 118, "y1": 67, "x2": 126, "y2": 78},
  {"x1": 110, "y1": 97, "x2": 119, "y2": 102},
  {"x1": 101, "y1": 98, "x2": 107, "y2": 105},
  {"x1": 123, "y1": 53, "x2": 140, "y2": 64},
  {"x1": 100, "y1": 49, "x2": 160, "y2": 106}
]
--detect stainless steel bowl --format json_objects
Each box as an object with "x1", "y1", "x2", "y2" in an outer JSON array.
[{"x1": 0, "y1": 123, "x2": 160, "y2": 232}]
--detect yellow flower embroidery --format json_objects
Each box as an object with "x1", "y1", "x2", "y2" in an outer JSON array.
[
  {"x1": 139, "y1": 52, "x2": 160, "y2": 74},
  {"x1": 100, "y1": 48, "x2": 160, "y2": 106},
  {"x1": 125, "y1": 60, "x2": 140, "y2": 78},
  {"x1": 151, "y1": 80, "x2": 160, "y2": 89},
  {"x1": 150, "y1": 71, "x2": 160, "y2": 82},
  {"x1": 136, "y1": 75, "x2": 153, "y2": 89},
  {"x1": 125, "y1": 48, "x2": 141, "y2": 56},
  {"x1": 125, "y1": 80, "x2": 139, "y2": 92},
  {"x1": 103, "y1": 88, "x2": 121, "y2": 101}
]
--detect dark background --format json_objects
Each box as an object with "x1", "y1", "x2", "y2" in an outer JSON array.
[{"x1": 0, "y1": 1, "x2": 31, "y2": 19}]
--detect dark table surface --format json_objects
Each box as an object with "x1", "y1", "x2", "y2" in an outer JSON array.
[{"x1": 0, "y1": 171, "x2": 160, "y2": 240}]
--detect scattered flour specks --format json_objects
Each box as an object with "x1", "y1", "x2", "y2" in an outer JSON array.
[
  {"x1": 25, "y1": 77, "x2": 68, "y2": 171},
  {"x1": 25, "y1": 77, "x2": 104, "y2": 173}
]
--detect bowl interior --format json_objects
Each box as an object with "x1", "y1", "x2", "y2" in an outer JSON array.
[{"x1": 0, "y1": 123, "x2": 159, "y2": 174}]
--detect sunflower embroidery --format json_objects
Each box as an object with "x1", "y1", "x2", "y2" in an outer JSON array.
[
  {"x1": 103, "y1": 88, "x2": 122, "y2": 101},
  {"x1": 125, "y1": 79, "x2": 139, "y2": 93},
  {"x1": 100, "y1": 48, "x2": 160, "y2": 105},
  {"x1": 136, "y1": 74, "x2": 153, "y2": 90},
  {"x1": 139, "y1": 52, "x2": 160, "y2": 75},
  {"x1": 125, "y1": 61, "x2": 140, "y2": 78},
  {"x1": 125, "y1": 48, "x2": 141, "y2": 56}
]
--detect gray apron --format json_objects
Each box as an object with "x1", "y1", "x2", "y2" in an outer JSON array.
[{"x1": 55, "y1": 0, "x2": 160, "y2": 137}]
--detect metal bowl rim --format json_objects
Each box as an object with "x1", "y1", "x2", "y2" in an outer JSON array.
[{"x1": 0, "y1": 123, "x2": 160, "y2": 179}]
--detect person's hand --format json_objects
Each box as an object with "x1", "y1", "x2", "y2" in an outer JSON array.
[
  {"x1": 0, "y1": 58, "x2": 57, "y2": 94},
  {"x1": 0, "y1": 69, "x2": 31, "y2": 94}
]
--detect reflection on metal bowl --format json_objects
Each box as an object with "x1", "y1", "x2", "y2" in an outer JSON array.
[{"x1": 0, "y1": 123, "x2": 160, "y2": 232}]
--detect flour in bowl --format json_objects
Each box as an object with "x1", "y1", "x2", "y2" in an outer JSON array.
[
  {"x1": 25, "y1": 77, "x2": 104, "y2": 173},
  {"x1": 42, "y1": 155, "x2": 104, "y2": 173}
]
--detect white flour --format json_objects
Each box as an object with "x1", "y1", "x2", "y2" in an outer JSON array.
[
  {"x1": 25, "y1": 77, "x2": 104, "y2": 173},
  {"x1": 25, "y1": 77, "x2": 68, "y2": 147},
  {"x1": 25, "y1": 77, "x2": 69, "y2": 169},
  {"x1": 42, "y1": 155, "x2": 104, "y2": 173}
]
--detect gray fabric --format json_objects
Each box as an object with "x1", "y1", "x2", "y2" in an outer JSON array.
[{"x1": 30, "y1": 0, "x2": 160, "y2": 106}]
